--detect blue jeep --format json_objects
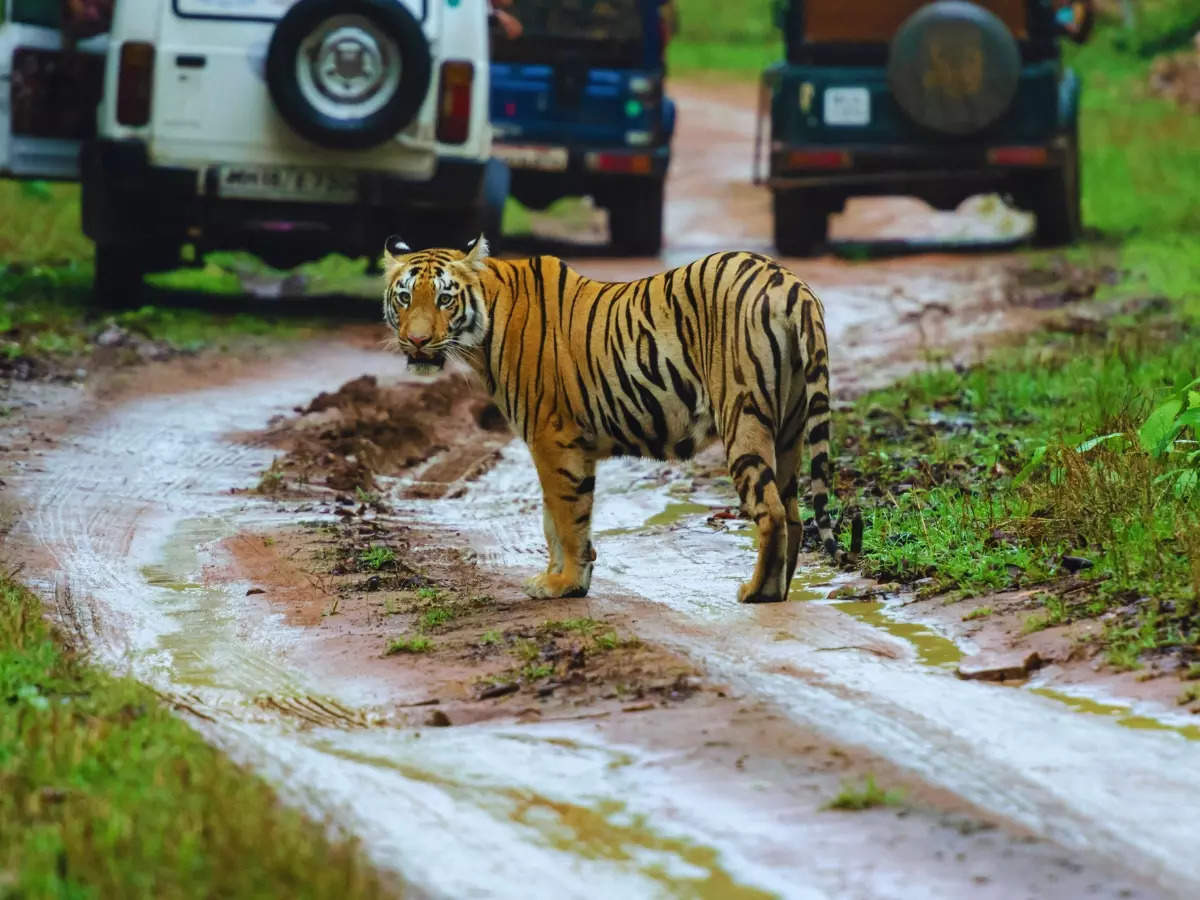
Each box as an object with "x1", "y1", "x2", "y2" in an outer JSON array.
[
  {"x1": 489, "y1": 0, "x2": 676, "y2": 255},
  {"x1": 761, "y1": 0, "x2": 1091, "y2": 255}
]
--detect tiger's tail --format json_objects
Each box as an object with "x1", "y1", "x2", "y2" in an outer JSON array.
[{"x1": 802, "y1": 327, "x2": 861, "y2": 566}]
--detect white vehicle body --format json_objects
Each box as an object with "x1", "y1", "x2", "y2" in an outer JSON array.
[
  {"x1": 1, "y1": 0, "x2": 499, "y2": 302},
  {"x1": 97, "y1": 0, "x2": 491, "y2": 182}
]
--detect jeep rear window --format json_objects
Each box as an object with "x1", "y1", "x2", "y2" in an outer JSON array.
[
  {"x1": 493, "y1": 0, "x2": 647, "y2": 67},
  {"x1": 174, "y1": 0, "x2": 299, "y2": 20},
  {"x1": 10, "y1": 0, "x2": 60, "y2": 28},
  {"x1": 174, "y1": 0, "x2": 426, "y2": 21}
]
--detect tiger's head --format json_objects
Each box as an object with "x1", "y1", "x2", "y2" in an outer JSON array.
[{"x1": 381, "y1": 234, "x2": 491, "y2": 375}]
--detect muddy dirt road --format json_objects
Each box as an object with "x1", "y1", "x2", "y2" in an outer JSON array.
[{"x1": 3, "y1": 79, "x2": 1195, "y2": 898}]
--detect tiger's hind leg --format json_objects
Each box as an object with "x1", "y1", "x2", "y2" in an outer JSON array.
[
  {"x1": 776, "y1": 444, "x2": 804, "y2": 593},
  {"x1": 778, "y1": 379, "x2": 809, "y2": 590},
  {"x1": 524, "y1": 440, "x2": 596, "y2": 599},
  {"x1": 726, "y1": 420, "x2": 788, "y2": 604}
]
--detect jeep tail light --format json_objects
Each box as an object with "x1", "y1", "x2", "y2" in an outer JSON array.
[
  {"x1": 437, "y1": 61, "x2": 474, "y2": 144},
  {"x1": 787, "y1": 149, "x2": 852, "y2": 170},
  {"x1": 117, "y1": 42, "x2": 154, "y2": 127},
  {"x1": 585, "y1": 152, "x2": 653, "y2": 174},
  {"x1": 987, "y1": 146, "x2": 1050, "y2": 166}
]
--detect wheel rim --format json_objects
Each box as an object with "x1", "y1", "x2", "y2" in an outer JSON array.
[{"x1": 295, "y1": 14, "x2": 402, "y2": 122}]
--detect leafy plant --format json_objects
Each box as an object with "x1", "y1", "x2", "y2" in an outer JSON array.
[
  {"x1": 419, "y1": 607, "x2": 455, "y2": 630},
  {"x1": 358, "y1": 545, "x2": 395, "y2": 571}
]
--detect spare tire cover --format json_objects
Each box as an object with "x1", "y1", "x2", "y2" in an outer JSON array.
[
  {"x1": 887, "y1": 1, "x2": 1020, "y2": 136},
  {"x1": 267, "y1": 0, "x2": 431, "y2": 150}
]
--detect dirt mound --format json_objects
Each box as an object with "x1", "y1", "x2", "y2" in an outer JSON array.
[
  {"x1": 1149, "y1": 45, "x2": 1200, "y2": 112},
  {"x1": 260, "y1": 373, "x2": 510, "y2": 493}
]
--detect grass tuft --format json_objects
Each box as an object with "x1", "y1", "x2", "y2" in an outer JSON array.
[
  {"x1": 385, "y1": 635, "x2": 433, "y2": 655},
  {"x1": 825, "y1": 775, "x2": 905, "y2": 811}
]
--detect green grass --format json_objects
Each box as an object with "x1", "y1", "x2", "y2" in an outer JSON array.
[
  {"x1": 961, "y1": 606, "x2": 994, "y2": 622},
  {"x1": 0, "y1": 265, "x2": 319, "y2": 363},
  {"x1": 829, "y1": 22, "x2": 1200, "y2": 671},
  {"x1": 385, "y1": 635, "x2": 433, "y2": 655},
  {"x1": 0, "y1": 182, "x2": 91, "y2": 263},
  {"x1": 825, "y1": 775, "x2": 905, "y2": 811},
  {"x1": 418, "y1": 606, "x2": 456, "y2": 630},
  {"x1": 520, "y1": 662, "x2": 554, "y2": 682},
  {"x1": 667, "y1": 0, "x2": 778, "y2": 75},
  {"x1": 0, "y1": 575, "x2": 388, "y2": 898},
  {"x1": 358, "y1": 546, "x2": 396, "y2": 571}
]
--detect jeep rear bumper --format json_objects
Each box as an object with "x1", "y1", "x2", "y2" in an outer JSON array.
[
  {"x1": 81, "y1": 140, "x2": 489, "y2": 265},
  {"x1": 768, "y1": 135, "x2": 1072, "y2": 189}
]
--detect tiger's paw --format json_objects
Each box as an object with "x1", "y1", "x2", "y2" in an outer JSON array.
[
  {"x1": 524, "y1": 573, "x2": 589, "y2": 599},
  {"x1": 738, "y1": 581, "x2": 784, "y2": 604}
]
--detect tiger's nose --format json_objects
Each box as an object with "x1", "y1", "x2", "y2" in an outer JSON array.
[{"x1": 409, "y1": 333, "x2": 431, "y2": 348}]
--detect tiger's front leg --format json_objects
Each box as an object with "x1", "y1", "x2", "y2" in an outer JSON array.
[{"x1": 524, "y1": 440, "x2": 596, "y2": 599}]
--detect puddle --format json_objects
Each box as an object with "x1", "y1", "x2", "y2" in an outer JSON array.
[
  {"x1": 1032, "y1": 688, "x2": 1200, "y2": 742},
  {"x1": 830, "y1": 594, "x2": 1198, "y2": 741},
  {"x1": 508, "y1": 794, "x2": 776, "y2": 900},
  {"x1": 830, "y1": 600, "x2": 964, "y2": 670},
  {"x1": 644, "y1": 500, "x2": 711, "y2": 528}
]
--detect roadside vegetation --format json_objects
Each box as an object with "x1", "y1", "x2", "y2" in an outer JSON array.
[
  {"x1": 829, "y1": 8, "x2": 1200, "y2": 671},
  {"x1": 667, "y1": 0, "x2": 778, "y2": 75},
  {"x1": 0, "y1": 575, "x2": 390, "y2": 898}
]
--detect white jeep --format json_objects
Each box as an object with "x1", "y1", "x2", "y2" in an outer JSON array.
[{"x1": 1, "y1": 0, "x2": 499, "y2": 304}]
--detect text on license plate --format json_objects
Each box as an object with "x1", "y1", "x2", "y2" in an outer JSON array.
[
  {"x1": 823, "y1": 87, "x2": 871, "y2": 126},
  {"x1": 216, "y1": 166, "x2": 358, "y2": 204},
  {"x1": 493, "y1": 144, "x2": 569, "y2": 172}
]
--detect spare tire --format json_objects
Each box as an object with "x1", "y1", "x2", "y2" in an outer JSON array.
[
  {"x1": 887, "y1": 1, "x2": 1020, "y2": 136},
  {"x1": 267, "y1": 0, "x2": 431, "y2": 150}
]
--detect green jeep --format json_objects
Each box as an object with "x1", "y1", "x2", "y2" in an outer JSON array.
[{"x1": 761, "y1": 0, "x2": 1092, "y2": 255}]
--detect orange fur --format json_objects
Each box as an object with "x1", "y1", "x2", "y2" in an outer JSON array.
[{"x1": 382, "y1": 237, "x2": 842, "y2": 602}]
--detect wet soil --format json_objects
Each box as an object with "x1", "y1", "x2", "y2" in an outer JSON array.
[
  {"x1": 251, "y1": 371, "x2": 508, "y2": 495},
  {"x1": 214, "y1": 515, "x2": 705, "y2": 727},
  {"x1": 0, "y1": 74, "x2": 1194, "y2": 896}
]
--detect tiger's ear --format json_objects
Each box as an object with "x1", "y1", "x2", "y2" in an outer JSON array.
[
  {"x1": 463, "y1": 234, "x2": 489, "y2": 271},
  {"x1": 383, "y1": 234, "x2": 410, "y2": 261}
]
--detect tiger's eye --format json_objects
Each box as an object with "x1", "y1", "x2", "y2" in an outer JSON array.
[{"x1": 436, "y1": 292, "x2": 454, "y2": 309}]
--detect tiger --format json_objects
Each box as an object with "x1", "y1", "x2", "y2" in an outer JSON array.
[{"x1": 380, "y1": 234, "x2": 849, "y2": 604}]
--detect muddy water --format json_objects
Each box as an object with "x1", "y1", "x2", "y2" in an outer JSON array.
[
  {"x1": 4, "y1": 74, "x2": 1188, "y2": 896},
  {"x1": 1, "y1": 340, "x2": 1180, "y2": 898},
  {"x1": 419, "y1": 438, "x2": 1200, "y2": 893}
]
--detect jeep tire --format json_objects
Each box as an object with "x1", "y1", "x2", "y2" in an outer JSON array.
[
  {"x1": 93, "y1": 244, "x2": 146, "y2": 309},
  {"x1": 1029, "y1": 134, "x2": 1082, "y2": 247},
  {"x1": 604, "y1": 177, "x2": 664, "y2": 257},
  {"x1": 772, "y1": 188, "x2": 838, "y2": 257},
  {"x1": 267, "y1": 0, "x2": 432, "y2": 150}
]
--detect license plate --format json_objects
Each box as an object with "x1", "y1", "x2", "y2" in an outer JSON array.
[
  {"x1": 493, "y1": 144, "x2": 569, "y2": 172},
  {"x1": 215, "y1": 166, "x2": 358, "y2": 204},
  {"x1": 823, "y1": 87, "x2": 870, "y2": 126}
]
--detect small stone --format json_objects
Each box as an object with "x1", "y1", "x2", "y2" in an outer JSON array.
[
  {"x1": 956, "y1": 650, "x2": 1043, "y2": 681},
  {"x1": 424, "y1": 710, "x2": 452, "y2": 727},
  {"x1": 245, "y1": 587, "x2": 266, "y2": 596},
  {"x1": 95, "y1": 323, "x2": 128, "y2": 347},
  {"x1": 827, "y1": 585, "x2": 858, "y2": 599}
]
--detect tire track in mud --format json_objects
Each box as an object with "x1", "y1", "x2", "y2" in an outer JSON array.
[
  {"x1": 3, "y1": 340, "x2": 1170, "y2": 899},
  {"x1": 410, "y1": 439, "x2": 1200, "y2": 895}
]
